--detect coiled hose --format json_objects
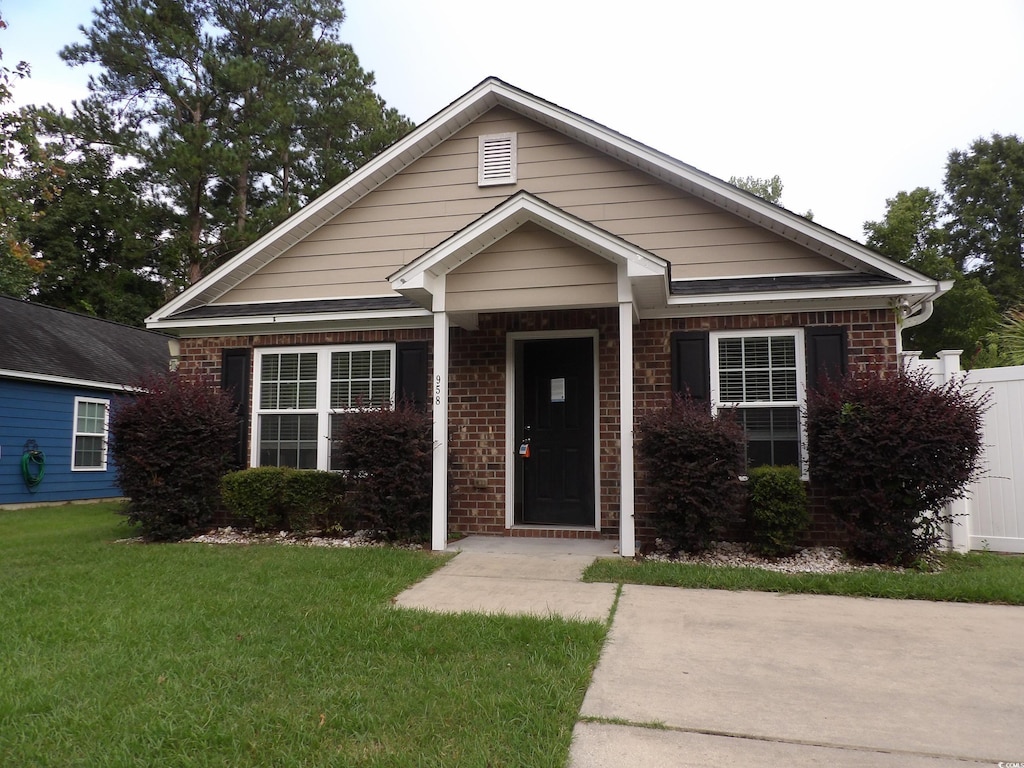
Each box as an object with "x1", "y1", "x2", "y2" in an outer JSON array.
[{"x1": 21, "y1": 449, "x2": 45, "y2": 489}]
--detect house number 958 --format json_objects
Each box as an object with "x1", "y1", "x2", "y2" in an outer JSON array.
[{"x1": 434, "y1": 374, "x2": 442, "y2": 405}]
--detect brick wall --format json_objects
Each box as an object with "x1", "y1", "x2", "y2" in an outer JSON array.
[
  {"x1": 447, "y1": 308, "x2": 621, "y2": 538},
  {"x1": 632, "y1": 308, "x2": 899, "y2": 547},
  {"x1": 176, "y1": 316, "x2": 623, "y2": 538},
  {"x1": 177, "y1": 329, "x2": 434, "y2": 473},
  {"x1": 177, "y1": 329, "x2": 435, "y2": 383},
  {"x1": 175, "y1": 307, "x2": 898, "y2": 545}
]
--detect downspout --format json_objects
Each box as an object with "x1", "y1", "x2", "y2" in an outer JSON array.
[
  {"x1": 898, "y1": 279, "x2": 953, "y2": 355},
  {"x1": 901, "y1": 299, "x2": 935, "y2": 330},
  {"x1": 897, "y1": 300, "x2": 931, "y2": 357},
  {"x1": 167, "y1": 338, "x2": 181, "y2": 372}
]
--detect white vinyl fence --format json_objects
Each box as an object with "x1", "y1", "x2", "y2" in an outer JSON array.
[{"x1": 904, "y1": 351, "x2": 1024, "y2": 553}]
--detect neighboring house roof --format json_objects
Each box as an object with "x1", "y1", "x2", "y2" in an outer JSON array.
[
  {"x1": 0, "y1": 296, "x2": 171, "y2": 391},
  {"x1": 147, "y1": 77, "x2": 945, "y2": 332}
]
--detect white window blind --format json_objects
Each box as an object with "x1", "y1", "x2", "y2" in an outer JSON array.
[{"x1": 710, "y1": 330, "x2": 806, "y2": 471}]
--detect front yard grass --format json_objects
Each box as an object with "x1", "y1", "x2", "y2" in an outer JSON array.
[
  {"x1": 0, "y1": 504, "x2": 606, "y2": 767},
  {"x1": 583, "y1": 551, "x2": 1024, "y2": 605}
]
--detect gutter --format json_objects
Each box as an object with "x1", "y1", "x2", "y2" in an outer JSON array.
[
  {"x1": 902, "y1": 299, "x2": 934, "y2": 330},
  {"x1": 898, "y1": 279, "x2": 953, "y2": 353},
  {"x1": 903, "y1": 278, "x2": 954, "y2": 330}
]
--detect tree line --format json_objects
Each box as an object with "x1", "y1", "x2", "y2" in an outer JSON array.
[
  {"x1": 2, "y1": 3, "x2": 1023, "y2": 366},
  {"x1": 0, "y1": 1, "x2": 411, "y2": 325},
  {"x1": 862, "y1": 134, "x2": 1024, "y2": 365},
  {"x1": 728, "y1": 139, "x2": 1024, "y2": 366}
]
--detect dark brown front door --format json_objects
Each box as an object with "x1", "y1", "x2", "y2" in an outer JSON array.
[{"x1": 514, "y1": 337, "x2": 595, "y2": 526}]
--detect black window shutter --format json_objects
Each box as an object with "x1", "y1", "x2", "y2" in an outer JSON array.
[
  {"x1": 805, "y1": 326, "x2": 848, "y2": 392},
  {"x1": 395, "y1": 341, "x2": 429, "y2": 411},
  {"x1": 221, "y1": 348, "x2": 251, "y2": 468},
  {"x1": 670, "y1": 331, "x2": 710, "y2": 401}
]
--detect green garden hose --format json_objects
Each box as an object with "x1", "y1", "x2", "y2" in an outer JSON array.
[{"x1": 21, "y1": 449, "x2": 45, "y2": 489}]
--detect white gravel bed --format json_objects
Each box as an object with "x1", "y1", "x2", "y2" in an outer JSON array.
[
  {"x1": 184, "y1": 526, "x2": 424, "y2": 550},
  {"x1": 126, "y1": 529, "x2": 919, "y2": 573},
  {"x1": 643, "y1": 540, "x2": 907, "y2": 574}
]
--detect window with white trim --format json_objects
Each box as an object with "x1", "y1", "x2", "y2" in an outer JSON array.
[
  {"x1": 73, "y1": 397, "x2": 109, "y2": 471},
  {"x1": 478, "y1": 132, "x2": 517, "y2": 186},
  {"x1": 710, "y1": 330, "x2": 805, "y2": 470},
  {"x1": 253, "y1": 346, "x2": 395, "y2": 470}
]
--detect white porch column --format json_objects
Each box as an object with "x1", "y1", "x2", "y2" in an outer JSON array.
[
  {"x1": 618, "y1": 300, "x2": 636, "y2": 557},
  {"x1": 431, "y1": 308, "x2": 450, "y2": 551}
]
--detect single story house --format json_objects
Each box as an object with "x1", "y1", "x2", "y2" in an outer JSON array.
[
  {"x1": 146, "y1": 78, "x2": 948, "y2": 556},
  {"x1": 0, "y1": 297, "x2": 172, "y2": 506}
]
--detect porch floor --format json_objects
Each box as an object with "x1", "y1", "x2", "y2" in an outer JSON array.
[{"x1": 446, "y1": 534, "x2": 618, "y2": 557}]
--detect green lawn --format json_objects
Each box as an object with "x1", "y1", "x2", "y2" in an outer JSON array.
[
  {"x1": 0, "y1": 504, "x2": 606, "y2": 767},
  {"x1": 583, "y1": 551, "x2": 1024, "y2": 605}
]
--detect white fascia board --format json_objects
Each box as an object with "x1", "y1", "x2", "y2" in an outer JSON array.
[
  {"x1": 0, "y1": 369, "x2": 135, "y2": 393},
  {"x1": 648, "y1": 283, "x2": 947, "y2": 320},
  {"x1": 146, "y1": 308, "x2": 433, "y2": 336},
  {"x1": 667, "y1": 282, "x2": 934, "y2": 309},
  {"x1": 644, "y1": 296, "x2": 899, "y2": 320}
]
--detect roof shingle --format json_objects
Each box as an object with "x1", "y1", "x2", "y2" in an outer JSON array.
[{"x1": 0, "y1": 297, "x2": 171, "y2": 386}]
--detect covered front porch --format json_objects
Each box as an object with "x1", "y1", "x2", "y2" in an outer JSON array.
[
  {"x1": 388, "y1": 193, "x2": 672, "y2": 557},
  {"x1": 440, "y1": 309, "x2": 628, "y2": 549}
]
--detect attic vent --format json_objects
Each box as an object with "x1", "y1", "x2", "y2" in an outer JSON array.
[{"x1": 478, "y1": 133, "x2": 517, "y2": 186}]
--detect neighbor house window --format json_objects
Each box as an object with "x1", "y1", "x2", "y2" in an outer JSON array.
[
  {"x1": 73, "y1": 397, "x2": 109, "y2": 470},
  {"x1": 710, "y1": 330, "x2": 805, "y2": 470},
  {"x1": 253, "y1": 346, "x2": 395, "y2": 470}
]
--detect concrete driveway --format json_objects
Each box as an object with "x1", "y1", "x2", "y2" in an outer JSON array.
[
  {"x1": 572, "y1": 586, "x2": 1022, "y2": 767},
  {"x1": 394, "y1": 537, "x2": 1024, "y2": 766}
]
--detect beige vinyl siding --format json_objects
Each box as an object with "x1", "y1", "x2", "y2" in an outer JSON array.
[
  {"x1": 446, "y1": 223, "x2": 617, "y2": 312},
  {"x1": 215, "y1": 107, "x2": 849, "y2": 305}
]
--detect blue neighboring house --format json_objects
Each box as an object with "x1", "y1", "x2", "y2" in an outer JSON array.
[{"x1": 0, "y1": 296, "x2": 171, "y2": 506}]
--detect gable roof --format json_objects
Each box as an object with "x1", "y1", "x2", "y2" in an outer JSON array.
[
  {"x1": 148, "y1": 77, "x2": 943, "y2": 330},
  {"x1": 0, "y1": 297, "x2": 171, "y2": 391},
  {"x1": 390, "y1": 191, "x2": 667, "y2": 311}
]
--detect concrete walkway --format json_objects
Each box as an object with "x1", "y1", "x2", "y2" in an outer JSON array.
[
  {"x1": 393, "y1": 536, "x2": 1024, "y2": 767},
  {"x1": 394, "y1": 535, "x2": 618, "y2": 621}
]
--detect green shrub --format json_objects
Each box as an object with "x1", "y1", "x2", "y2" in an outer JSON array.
[
  {"x1": 747, "y1": 465, "x2": 809, "y2": 556},
  {"x1": 110, "y1": 373, "x2": 238, "y2": 541},
  {"x1": 281, "y1": 469, "x2": 349, "y2": 531},
  {"x1": 333, "y1": 403, "x2": 432, "y2": 541},
  {"x1": 220, "y1": 467, "x2": 290, "y2": 530},
  {"x1": 220, "y1": 467, "x2": 348, "y2": 531},
  {"x1": 637, "y1": 396, "x2": 746, "y2": 553},
  {"x1": 806, "y1": 369, "x2": 987, "y2": 566}
]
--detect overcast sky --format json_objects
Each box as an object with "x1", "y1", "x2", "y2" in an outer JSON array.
[{"x1": 2, "y1": 0, "x2": 1023, "y2": 243}]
